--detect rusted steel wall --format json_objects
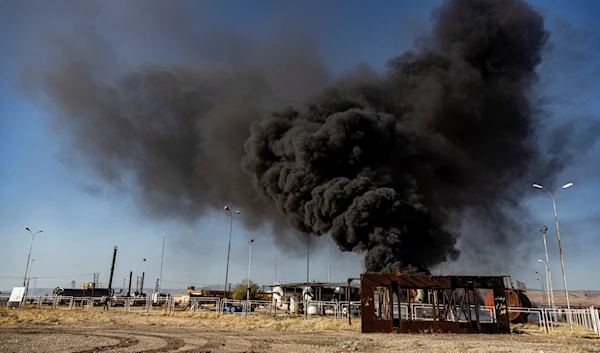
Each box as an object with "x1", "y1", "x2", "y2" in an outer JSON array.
[{"x1": 360, "y1": 272, "x2": 511, "y2": 334}]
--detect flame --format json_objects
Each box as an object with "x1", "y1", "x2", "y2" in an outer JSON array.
[{"x1": 393, "y1": 265, "x2": 417, "y2": 303}]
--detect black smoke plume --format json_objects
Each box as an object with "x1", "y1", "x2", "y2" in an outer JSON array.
[
  {"x1": 18, "y1": 0, "x2": 554, "y2": 272},
  {"x1": 241, "y1": 0, "x2": 548, "y2": 272}
]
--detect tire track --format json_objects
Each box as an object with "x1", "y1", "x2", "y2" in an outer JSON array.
[
  {"x1": 0, "y1": 328, "x2": 140, "y2": 352},
  {"x1": 72, "y1": 334, "x2": 139, "y2": 353},
  {"x1": 124, "y1": 332, "x2": 185, "y2": 352}
]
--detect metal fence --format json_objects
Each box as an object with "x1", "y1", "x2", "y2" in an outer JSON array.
[
  {"x1": 509, "y1": 306, "x2": 600, "y2": 336},
  {"x1": 3, "y1": 295, "x2": 599, "y2": 337}
]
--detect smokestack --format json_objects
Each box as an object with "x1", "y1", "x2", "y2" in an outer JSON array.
[
  {"x1": 140, "y1": 272, "x2": 145, "y2": 296},
  {"x1": 127, "y1": 271, "x2": 133, "y2": 297},
  {"x1": 108, "y1": 246, "x2": 117, "y2": 291}
]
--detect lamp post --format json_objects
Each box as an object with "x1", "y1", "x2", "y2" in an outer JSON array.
[
  {"x1": 223, "y1": 206, "x2": 240, "y2": 300},
  {"x1": 538, "y1": 259, "x2": 552, "y2": 308},
  {"x1": 23, "y1": 228, "x2": 43, "y2": 287},
  {"x1": 533, "y1": 182, "x2": 573, "y2": 329},
  {"x1": 247, "y1": 238, "x2": 255, "y2": 315},
  {"x1": 25, "y1": 259, "x2": 35, "y2": 298}
]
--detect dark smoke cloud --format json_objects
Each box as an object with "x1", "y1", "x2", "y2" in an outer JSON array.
[
  {"x1": 15, "y1": 0, "x2": 573, "y2": 273},
  {"x1": 15, "y1": 0, "x2": 331, "y2": 249},
  {"x1": 242, "y1": 0, "x2": 549, "y2": 272}
]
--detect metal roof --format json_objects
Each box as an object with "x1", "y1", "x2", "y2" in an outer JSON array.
[{"x1": 269, "y1": 281, "x2": 360, "y2": 289}]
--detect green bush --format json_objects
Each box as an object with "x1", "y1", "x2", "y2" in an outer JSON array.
[{"x1": 231, "y1": 278, "x2": 260, "y2": 300}]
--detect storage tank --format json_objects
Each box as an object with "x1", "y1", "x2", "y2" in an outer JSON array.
[
  {"x1": 307, "y1": 302, "x2": 318, "y2": 315},
  {"x1": 484, "y1": 289, "x2": 531, "y2": 323},
  {"x1": 290, "y1": 296, "x2": 300, "y2": 314},
  {"x1": 302, "y1": 287, "x2": 314, "y2": 301},
  {"x1": 272, "y1": 286, "x2": 290, "y2": 310}
]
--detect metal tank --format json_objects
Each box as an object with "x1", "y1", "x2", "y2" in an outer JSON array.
[{"x1": 484, "y1": 289, "x2": 532, "y2": 323}]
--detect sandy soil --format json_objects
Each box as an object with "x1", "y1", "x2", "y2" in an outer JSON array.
[{"x1": 1, "y1": 309, "x2": 599, "y2": 352}]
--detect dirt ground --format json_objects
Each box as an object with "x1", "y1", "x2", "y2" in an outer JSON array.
[{"x1": 1, "y1": 309, "x2": 599, "y2": 352}]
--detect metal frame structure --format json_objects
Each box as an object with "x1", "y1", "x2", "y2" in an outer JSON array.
[{"x1": 360, "y1": 272, "x2": 512, "y2": 333}]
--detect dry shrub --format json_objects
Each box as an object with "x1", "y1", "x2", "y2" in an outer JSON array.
[
  {"x1": 0, "y1": 307, "x2": 358, "y2": 332},
  {"x1": 513, "y1": 321, "x2": 597, "y2": 339}
]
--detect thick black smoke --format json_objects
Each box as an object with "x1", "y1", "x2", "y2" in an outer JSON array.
[
  {"x1": 241, "y1": 0, "x2": 548, "y2": 272},
  {"x1": 17, "y1": 0, "x2": 558, "y2": 272}
]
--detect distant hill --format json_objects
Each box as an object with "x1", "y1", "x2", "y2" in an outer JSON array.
[{"x1": 526, "y1": 289, "x2": 600, "y2": 308}]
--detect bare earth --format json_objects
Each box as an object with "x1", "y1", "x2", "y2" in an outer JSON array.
[{"x1": 1, "y1": 309, "x2": 599, "y2": 352}]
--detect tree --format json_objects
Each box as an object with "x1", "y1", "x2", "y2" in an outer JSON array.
[{"x1": 231, "y1": 278, "x2": 260, "y2": 300}]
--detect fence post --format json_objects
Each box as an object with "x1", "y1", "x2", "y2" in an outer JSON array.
[
  {"x1": 591, "y1": 306, "x2": 600, "y2": 337},
  {"x1": 543, "y1": 308, "x2": 550, "y2": 333}
]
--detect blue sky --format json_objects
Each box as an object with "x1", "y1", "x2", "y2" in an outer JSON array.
[{"x1": 1, "y1": 0, "x2": 599, "y2": 296}]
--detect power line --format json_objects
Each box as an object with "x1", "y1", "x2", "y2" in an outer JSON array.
[{"x1": 19, "y1": 273, "x2": 96, "y2": 280}]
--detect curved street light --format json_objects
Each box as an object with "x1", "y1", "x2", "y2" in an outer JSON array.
[
  {"x1": 23, "y1": 228, "x2": 43, "y2": 287},
  {"x1": 223, "y1": 206, "x2": 240, "y2": 300},
  {"x1": 532, "y1": 182, "x2": 573, "y2": 329}
]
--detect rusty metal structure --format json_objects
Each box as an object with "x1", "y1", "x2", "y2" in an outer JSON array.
[{"x1": 360, "y1": 272, "x2": 512, "y2": 333}]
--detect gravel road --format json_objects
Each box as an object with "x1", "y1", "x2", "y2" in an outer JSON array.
[{"x1": 1, "y1": 322, "x2": 597, "y2": 353}]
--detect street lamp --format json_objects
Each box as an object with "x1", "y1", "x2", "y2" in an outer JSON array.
[
  {"x1": 247, "y1": 238, "x2": 255, "y2": 314},
  {"x1": 23, "y1": 228, "x2": 43, "y2": 287},
  {"x1": 537, "y1": 259, "x2": 552, "y2": 308},
  {"x1": 533, "y1": 182, "x2": 573, "y2": 329},
  {"x1": 223, "y1": 206, "x2": 240, "y2": 299}
]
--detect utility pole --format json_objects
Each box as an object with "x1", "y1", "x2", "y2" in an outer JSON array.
[
  {"x1": 540, "y1": 226, "x2": 556, "y2": 310},
  {"x1": 328, "y1": 237, "x2": 331, "y2": 282},
  {"x1": 306, "y1": 235, "x2": 310, "y2": 283},
  {"x1": 223, "y1": 206, "x2": 240, "y2": 299},
  {"x1": 159, "y1": 234, "x2": 165, "y2": 293},
  {"x1": 247, "y1": 239, "x2": 255, "y2": 316},
  {"x1": 533, "y1": 183, "x2": 574, "y2": 331}
]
